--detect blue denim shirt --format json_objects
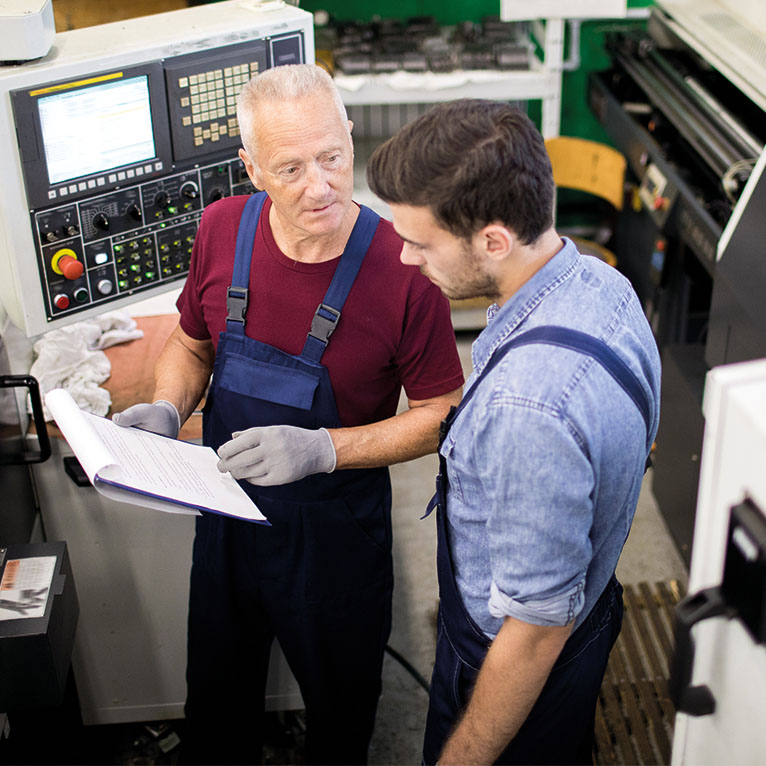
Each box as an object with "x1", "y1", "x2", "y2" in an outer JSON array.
[{"x1": 441, "y1": 238, "x2": 661, "y2": 636}]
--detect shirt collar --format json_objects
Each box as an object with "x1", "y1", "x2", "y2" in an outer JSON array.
[{"x1": 472, "y1": 237, "x2": 581, "y2": 375}]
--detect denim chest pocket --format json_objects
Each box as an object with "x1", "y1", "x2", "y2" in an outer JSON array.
[
  {"x1": 219, "y1": 353, "x2": 320, "y2": 410},
  {"x1": 441, "y1": 430, "x2": 466, "y2": 503}
]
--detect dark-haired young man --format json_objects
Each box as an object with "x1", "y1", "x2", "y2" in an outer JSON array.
[{"x1": 367, "y1": 100, "x2": 661, "y2": 765}]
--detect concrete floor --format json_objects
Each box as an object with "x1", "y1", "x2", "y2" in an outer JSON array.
[{"x1": 367, "y1": 332, "x2": 689, "y2": 766}]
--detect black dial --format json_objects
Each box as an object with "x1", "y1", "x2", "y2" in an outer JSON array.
[
  {"x1": 154, "y1": 191, "x2": 171, "y2": 209},
  {"x1": 181, "y1": 182, "x2": 199, "y2": 199},
  {"x1": 93, "y1": 212, "x2": 110, "y2": 231}
]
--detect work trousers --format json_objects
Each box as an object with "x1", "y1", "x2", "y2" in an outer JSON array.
[
  {"x1": 183, "y1": 484, "x2": 393, "y2": 766},
  {"x1": 423, "y1": 576, "x2": 624, "y2": 765}
]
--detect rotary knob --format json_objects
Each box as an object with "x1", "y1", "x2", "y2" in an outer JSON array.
[
  {"x1": 93, "y1": 212, "x2": 110, "y2": 232},
  {"x1": 181, "y1": 182, "x2": 199, "y2": 199},
  {"x1": 154, "y1": 191, "x2": 171, "y2": 209}
]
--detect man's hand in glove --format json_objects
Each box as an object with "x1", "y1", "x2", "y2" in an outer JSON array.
[
  {"x1": 216, "y1": 425, "x2": 337, "y2": 486},
  {"x1": 112, "y1": 400, "x2": 181, "y2": 439}
]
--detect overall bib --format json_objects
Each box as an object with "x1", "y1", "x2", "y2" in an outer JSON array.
[
  {"x1": 422, "y1": 327, "x2": 653, "y2": 765},
  {"x1": 184, "y1": 194, "x2": 393, "y2": 766}
]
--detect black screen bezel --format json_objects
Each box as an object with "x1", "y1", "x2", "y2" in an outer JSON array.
[{"x1": 11, "y1": 61, "x2": 173, "y2": 210}]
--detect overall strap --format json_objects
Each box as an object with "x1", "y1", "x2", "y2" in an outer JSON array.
[
  {"x1": 451, "y1": 325, "x2": 652, "y2": 447},
  {"x1": 225, "y1": 192, "x2": 268, "y2": 335},
  {"x1": 302, "y1": 205, "x2": 380, "y2": 362},
  {"x1": 426, "y1": 325, "x2": 653, "y2": 520}
]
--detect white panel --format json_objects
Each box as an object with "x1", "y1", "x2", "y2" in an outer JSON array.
[
  {"x1": 672, "y1": 360, "x2": 766, "y2": 764},
  {"x1": 0, "y1": 0, "x2": 54, "y2": 60},
  {"x1": 657, "y1": 0, "x2": 766, "y2": 110},
  {"x1": 500, "y1": 0, "x2": 626, "y2": 21}
]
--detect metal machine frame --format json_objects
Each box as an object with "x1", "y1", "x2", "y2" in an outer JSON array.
[{"x1": 0, "y1": 0, "x2": 314, "y2": 337}]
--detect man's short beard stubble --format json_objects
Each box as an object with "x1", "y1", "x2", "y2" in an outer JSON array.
[{"x1": 422, "y1": 239, "x2": 501, "y2": 303}]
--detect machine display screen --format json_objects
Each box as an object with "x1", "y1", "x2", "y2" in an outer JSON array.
[{"x1": 38, "y1": 76, "x2": 156, "y2": 185}]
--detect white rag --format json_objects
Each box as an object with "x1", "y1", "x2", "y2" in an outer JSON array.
[{"x1": 30, "y1": 311, "x2": 144, "y2": 421}]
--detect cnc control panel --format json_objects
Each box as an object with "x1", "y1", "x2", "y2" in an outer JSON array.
[
  {"x1": 0, "y1": 1, "x2": 314, "y2": 336},
  {"x1": 32, "y1": 158, "x2": 254, "y2": 316}
]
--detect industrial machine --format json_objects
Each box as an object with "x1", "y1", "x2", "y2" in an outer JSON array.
[
  {"x1": 0, "y1": 0, "x2": 313, "y2": 731},
  {"x1": 588, "y1": 0, "x2": 766, "y2": 564},
  {"x1": 0, "y1": 0, "x2": 313, "y2": 338},
  {"x1": 670, "y1": 358, "x2": 766, "y2": 764}
]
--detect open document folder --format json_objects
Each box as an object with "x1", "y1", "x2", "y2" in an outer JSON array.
[{"x1": 45, "y1": 388, "x2": 268, "y2": 524}]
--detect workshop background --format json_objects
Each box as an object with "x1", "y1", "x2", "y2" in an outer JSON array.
[{"x1": 3, "y1": 0, "x2": 766, "y2": 763}]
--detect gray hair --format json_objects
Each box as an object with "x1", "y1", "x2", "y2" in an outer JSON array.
[{"x1": 236, "y1": 64, "x2": 348, "y2": 159}]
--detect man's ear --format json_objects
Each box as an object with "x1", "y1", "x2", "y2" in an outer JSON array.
[
  {"x1": 238, "y1": 148, "x2": 263, "y2": 190},
  {"x1": 475, "y1": 224, "x2": 514, "y2": 263}
]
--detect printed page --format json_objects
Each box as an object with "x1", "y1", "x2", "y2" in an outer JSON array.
[
  {"x1": 45, "y1": 389, "x2": 267, "y2": 523},
  {"x1": 87, "y1": 412, "x2": 266, "y2": 522},
  {"x1": 93, "y1": 480, "x2": 201, "y2": 516},
  {"x1": 45, "y1": 388, "x2": 118, "y2": 481}
]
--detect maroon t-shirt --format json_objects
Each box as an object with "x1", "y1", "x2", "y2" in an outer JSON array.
[{"x1": 177, "y1": 195, "x2": 464, "y2": 428}]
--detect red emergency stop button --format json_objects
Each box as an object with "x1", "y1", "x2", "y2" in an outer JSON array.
[
  {"x1": 53, "y1": 294, "x2": 70, "y2": 310},
  {"x1": 60, "y1": 255, "x2": 84, "y2": 280},
  {"x1": 51, "y1": 248, "x2": 84, "y2": 280}
]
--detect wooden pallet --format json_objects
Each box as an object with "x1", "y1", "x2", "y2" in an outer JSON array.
[{"x1": 594, "y1": 581, "x2": 685, "y2": 766}]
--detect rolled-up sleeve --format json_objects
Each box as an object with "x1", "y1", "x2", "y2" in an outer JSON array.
[
  {"x1": 489, "y1": 579, "x2": 584, "y2": 627},
  {"x1": 474, "y1": 396, "x2": 594, "y2": 627}
]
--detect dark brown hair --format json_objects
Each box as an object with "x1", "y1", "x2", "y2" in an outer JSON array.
[{"x1": 366, "y1": 99, "x2": 554, "y2": 244}]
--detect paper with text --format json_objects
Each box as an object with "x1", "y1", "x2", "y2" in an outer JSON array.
[{"x1": 45, "y1": 388, "x2": 267, "y2": 523}]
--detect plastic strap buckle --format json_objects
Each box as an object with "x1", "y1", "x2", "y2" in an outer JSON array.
[
  {"x1": 226, "y1": 287, "x2": 249, "y2": 323},
  {"x1": 308, "y1": 303, "x2": 341, "y2": 344}
]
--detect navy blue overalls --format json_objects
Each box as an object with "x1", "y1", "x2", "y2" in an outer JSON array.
[
  {"x1": 422, "y1": 327, "x2": 653, "y2": 765},
  {"x1": 184, "y1": 193, "x2": 394, "y2": 766}
]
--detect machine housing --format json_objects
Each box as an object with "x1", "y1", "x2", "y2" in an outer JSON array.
[{"x1": 0, "y1": 0, "x2": 314, "y2": 337}]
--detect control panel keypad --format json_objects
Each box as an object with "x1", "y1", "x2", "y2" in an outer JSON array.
[
  {"x1": 165, "y1": 39, "x2": 269, "y2": 162},
  {"x1": 178, "y1": 62, "x2": 258, "y2": 146},
  {"x1": 114, "y1": 236, "x2": 159, "y2": 292}
]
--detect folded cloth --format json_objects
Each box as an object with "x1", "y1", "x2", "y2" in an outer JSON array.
[{"x1": 30, "y1": 311, "x2": 144, "y2": 420}]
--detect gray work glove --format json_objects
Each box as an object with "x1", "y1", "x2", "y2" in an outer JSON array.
[
  {"x1": 216, "y1": 425, "x2": 337, "y2": 486},
  {"x1": 112, "y1": 400, "x2": 181, "y2": 439}
]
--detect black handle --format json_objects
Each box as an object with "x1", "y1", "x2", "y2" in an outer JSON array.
[
  {"x1": 0, "y1": 375, "x2": 51, "y2": 464},
  {"x1": 670, "y1": 586, "x2": 732, "y2": 716}
]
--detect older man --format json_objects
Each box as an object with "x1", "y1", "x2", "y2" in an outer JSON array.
[{"x1": 114, "y1": 65, "x2": 463, "y2": 765}]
